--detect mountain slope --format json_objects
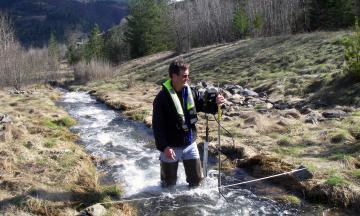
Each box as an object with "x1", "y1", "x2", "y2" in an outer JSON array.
[{"x1": 0, "y1": 0, "x2": 129, "y2": 46}]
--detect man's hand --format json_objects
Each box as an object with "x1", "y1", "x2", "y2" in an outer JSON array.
[
  {"x1": 164, "y1": 147, "x2": 176, "y2": 161},
  {"x1": 216, "y1": 94, "x2": 225, "y2": 106}
]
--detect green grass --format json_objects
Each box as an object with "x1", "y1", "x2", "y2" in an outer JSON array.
[
  {"x1": 277, "y1": 136, "x2": 292, "y2": 146},
  {"x1": 275, "y1": 195, "x2": 301, "y2": 205},
  {"x1": 351, "y1": 169, "x2": 360, "y2": 178},
  {"x1": 57, "y1": 153, "x2": 77, "y2": 171},
  {"x1": 44, "y1": 138, "x2": 57, "y2": 148},
  {"x1": 131, "y1": 109, "x2": 150, "y2": 121},
  {"x1": 42, "y1": 117, "x2": 76, "y2": 130},
  {"x1": 325, "y1": 175, "x2": 346, "y2": 186},
  {"x1": 273, "y1": 146, "x2": 303, "y2": 156},
  {"x1": 52, "y1": 117, "x2": 77, "y2": 128}
]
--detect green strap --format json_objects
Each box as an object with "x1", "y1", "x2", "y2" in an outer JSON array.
[{"x1": 163, "y1": 80, "x2": 195, "y2": 121}]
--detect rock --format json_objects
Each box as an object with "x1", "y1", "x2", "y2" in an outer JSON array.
[
  {"x1": 299, "y1": 107, "x2": 312, "y2": 114},
  {"x1": 305, "y1": 112, "x2": 322, "y2": 124},
  {"x1": 229, "y1": 94, "x2": 245, "y2": 104},
  {"x1": 266, "y1": 103, "x2": 273, "y2": 109},
  {"x1": 257, "y1": 109, "x2": 269, "y2": 114},
  {"x1": 322, "y1": 110, "x2": 346, "y2": 119},
  {"x1": 284, "y1": 109, "x2": 301, "y2": 119},
  {"x1": 312, "y1": 99, "x2": 329, "y2": 108},
  {"x1": 221, "y1": 89, "x2": 232, "y2": 99},
  {"x1": 273, "y1": 101, "x2": 291, "y2": 110},
  {"x1": 0, "y1": 114, "x2": 11, "y2": 123},
  {"x1": 223, "y1": 116, "x2": 233, "y2": 121},
  {"x1": 81, "y1": 204, "x2": 107, "y2": 216},
  {"x1": 224, "y1": 84, "x2": 243, "y2": 94},
  {"x1": 227, "y1": 111, "x2": 241, "y2": 117},
  {"x1": 243, "y1": 88, "x2": 258, "y2": 97},
  {"x1": 0, "y1": 123, "x2": 13, "y2": 142}
]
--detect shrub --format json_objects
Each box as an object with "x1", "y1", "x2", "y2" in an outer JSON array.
[
  {"x1": 73, "y1": 59, "x2": 115, "y2": 83},
  {"x1": 344, "y1": 17, "x2": 360, "y2": 79}
]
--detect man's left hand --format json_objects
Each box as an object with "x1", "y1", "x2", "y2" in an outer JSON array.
[{"x1": 216, "y1": 94, "x2": 225, "y2": 106}]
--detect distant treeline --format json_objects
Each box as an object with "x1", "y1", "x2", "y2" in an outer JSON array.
[{"x1": 69, "y1": 0, "x2": 359, "y2": 64}]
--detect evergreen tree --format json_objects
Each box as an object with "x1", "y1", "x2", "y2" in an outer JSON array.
[
  {"x1": 85, "y1": 24, "x2": 104, "y2": 61},
  {"x1": 344, "y1": 17, "x2": 360, "y2": 79},
  {"x1": 125, "y1": 0, "x2": 173, "y2": 58},
  {"x1": 233, "y1": 5, "x2": 249, "y2": 39},
  {"x1": 309, "y1": 0, "x2": 354, "y2": 30},
  {"x1": 48, "y1": 32, "x2": 60, "y2": 71}
]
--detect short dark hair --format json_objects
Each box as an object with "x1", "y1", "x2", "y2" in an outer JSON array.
[{"x1": 168, "y1": 58, "x2": 189, "y2": 77}]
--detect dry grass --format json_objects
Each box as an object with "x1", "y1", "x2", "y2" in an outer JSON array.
[
  {"x1": 0, "y1": 85, "x2": 135, "y2": 215},
  {"x1": 73, "y1": 59, "x2": 116, "y2": 83}
]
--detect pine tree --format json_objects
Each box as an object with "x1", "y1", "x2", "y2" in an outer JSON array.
[
  {"x1": 233, "y1": 5, "x2": 249, "y2": 39},
  {"x1": 344, "y1": 17, "x2": 360, "y2": 79},
  {"x1": 85, "y1": 24, "x2": 104, "y2": 61},
  {"x1": 125, "y1": 0, "x2": 173, "y2": 58},
  {"x1": 48, "y1": 32, "x2": 60, "y2": 71}
]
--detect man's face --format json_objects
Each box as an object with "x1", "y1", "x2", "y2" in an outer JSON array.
[{"x1": 171, "y1": 69, "x2": 189, "y2": 90}]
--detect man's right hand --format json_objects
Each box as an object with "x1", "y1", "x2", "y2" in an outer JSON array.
[{"x1": 164, "y1": 147, "x2": 176, "y2": 161}]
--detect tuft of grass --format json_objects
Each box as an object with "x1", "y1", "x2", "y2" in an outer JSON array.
[
  {"x1": 42, "y1": 117, "x2": 76, "y2": 130},
  {"x1": 277, "y1": 136, "x2": 292, "y2": 146},
  {"x1": 57, "y1": 152, "x2": 77, "y2": 171},
  {"x1": 274, "y1": 195, "x2": 301, "y2": 205},
  {"x1": 44, "y1": 138, "x2": 57, "y2": 148},
  {"x1": 351, "y1": 169, "x2": 360, "y2": 178},
  {"x1": 325, "y1": 175, "x2": 346, "y2": 186},
  {"x1": 53, "y1": 117, "x2": 77, "y2": 128},
  {"x1": 131, "y1": 109, "x2": 149, "y2": 121}
]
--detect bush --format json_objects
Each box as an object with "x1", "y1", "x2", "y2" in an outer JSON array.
[
  {"x1": 73, "y1": 59, "x2": 115, "y2": 83},
  {"x1": 344, "y1": 17, "x2": 360, "y2": 79}
]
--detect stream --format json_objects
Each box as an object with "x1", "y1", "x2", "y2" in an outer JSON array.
[{"x1": 57, "y1": 91, "x2": 324, "y2": 216}]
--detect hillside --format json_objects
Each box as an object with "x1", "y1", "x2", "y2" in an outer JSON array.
[
  {"x1": 0, "y1": 0, "x2": 129, "y2": 46},
  {"x1": 72, "y1": 30, "x2": 360, "y2": 211}
]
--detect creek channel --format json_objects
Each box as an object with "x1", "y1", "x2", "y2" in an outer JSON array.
[{"x1": 57, "y1": 91, "x2": 323, "y2": 215}]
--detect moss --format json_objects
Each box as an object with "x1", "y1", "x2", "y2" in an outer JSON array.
[{"x1": 274, "y1": 195, "x2": 301, "y2": 205}]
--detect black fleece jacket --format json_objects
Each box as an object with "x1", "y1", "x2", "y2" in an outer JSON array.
[{"x1": 152, "y1": 85, "x2": 217, "y2": 152}]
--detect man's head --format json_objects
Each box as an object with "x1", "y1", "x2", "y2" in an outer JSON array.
[{"x1": 169, "y1": 58, "x2": 190, "y2": 91}]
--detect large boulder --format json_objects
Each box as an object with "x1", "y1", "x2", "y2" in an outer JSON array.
[{"x1": 322, "y1": 110, "x2": 346, "y2": 119}]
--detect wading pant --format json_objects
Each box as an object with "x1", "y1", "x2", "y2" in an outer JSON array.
[{"x1": 160, "y1": 142, "x2": 203, "y2": 187}]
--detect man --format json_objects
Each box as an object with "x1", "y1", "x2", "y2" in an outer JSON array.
[{"x1": 152, "y1": 58, "x2": 225, "y2": 187}]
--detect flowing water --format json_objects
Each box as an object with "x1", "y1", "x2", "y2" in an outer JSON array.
[{"x1": 58, "y1": 91, "x2": 324, "y2": 216}]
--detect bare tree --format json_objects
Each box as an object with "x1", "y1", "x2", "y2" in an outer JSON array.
[
  {"x1": 169, "y1": 0, "x2": 237, "y2": 52},
  {"x1": 0, "y1": 11, "x2": 65, "y2": 89}
]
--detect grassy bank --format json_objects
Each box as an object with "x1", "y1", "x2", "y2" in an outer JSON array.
[{"x1": 0, "y1": 85, "x2": 134, "y2": 215}]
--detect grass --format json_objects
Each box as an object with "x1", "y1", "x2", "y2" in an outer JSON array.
[
  {"x1": 42, "y1": 117, "x2": 76, "y2": 130},
  {"x1": 130, "y1": 109, "x2": 150, "y2": 121},
  {"x1": 351, "y1": 169, "x2": 360, "y2": 178},
  {"x1": 325, "y1": 175, "x2": 346, "y2": 186},
  {"x1": 44, "y1": 138, "x2": 57, "y2": 148},
  {"x1": 277, "y1": 136, "x2": 292, "y2": 146},
  {"x1": 274, "y1": 195, "x2": 301, "y2": 205},
  {"x1": 273, "y1": 146, "x2": 303, "y2": 156},
  {"x1": 57, "y1": 152, "x2": 77, "y2": 171}
]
